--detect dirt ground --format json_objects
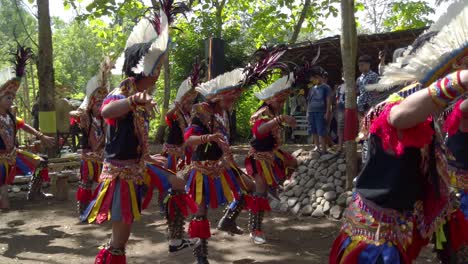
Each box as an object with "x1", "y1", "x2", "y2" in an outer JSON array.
[{"x1": 0, "y1": 145, "x2": 437, "y2": 264}]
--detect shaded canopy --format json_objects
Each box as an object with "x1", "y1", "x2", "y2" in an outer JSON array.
[{"x1": 281, "y1": 27, "x2": 427, "y2": 87}]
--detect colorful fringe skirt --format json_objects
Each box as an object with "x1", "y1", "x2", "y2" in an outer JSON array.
[
  {"x1": 185, "y1": 159, "x2": 249, "y2": 209},
  {"x1": 0, "y1": 150, "x2": 17, "y2": 186},
  {"x1": 163, "y1": 143, "x2": 185, "y2": 172},
  {"x1": 76, "y1": 152, "x2": 103, "y2": 203},
  {"x1": 143, "y1": 161, "x2": 175, "y2": 207},
  {"x1": 329, "y1": 193, "x2": 428, "y2": 264},
  {"x1": 245, "y1": 148, "x2": 294, "y2": 187},
  {"x1": 81, "y1": 160, "x2": 147, "y2": 225},
  {"x1": 434, "y1": 189, "x2": 468, "y2": 262}
]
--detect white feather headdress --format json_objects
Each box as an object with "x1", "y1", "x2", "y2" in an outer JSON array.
[
  {"x1": 367, "y1": 0, "x2": 468, "y2": 91},
  {"x1": 255, "y1": 73, "x2": 295, "y2": 101},
  {"x1": 79, "y1": 58, "x2": 113, "y2": 110},
  {"x1": 123, "y1": 10, "x2": 169, "y2": 77},
  {"x1": 175, "y1": 78, "x2": 192, "y2": 102},
  {"x1": 195, "y1": 68, "x2": 246, "y2": 99},
  {"x1": 0, "y1": 68, "x2": 14, "y2": 88}
]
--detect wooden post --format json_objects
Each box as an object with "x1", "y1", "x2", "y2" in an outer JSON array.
[
  {"x1": 37, "y1": 0, "x2": 57, "y2": 157},
  {"x1": 340, "y1": 0, "x2": 358, "y2": 190}
]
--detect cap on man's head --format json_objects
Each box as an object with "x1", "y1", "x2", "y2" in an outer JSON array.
[
  {"x1": 309, "y1": 66, "x2": 326, "y2": 78},
  {"x1": 358, "y1": 55, "x2": 372, "y2": 64}
]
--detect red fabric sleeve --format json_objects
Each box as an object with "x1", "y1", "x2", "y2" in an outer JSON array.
[
  {"x1": 16, "y1": 117, "x2": 25, "y2": 130},
  {"x1": 101, "y1": 95, "x2": 126, "y2": 126},
  {"x1": 184, "y1": 126, "x2": 203, "y2": 141},
  {"x1": 165, "y1": 113, "x2": 177, "y2": 127},
  {"x1": 370, "y1": 103, "x2": 434, "y2": 156},
  {"x1": 252, "y1": 119, "x2": 269, "y2": 139}
]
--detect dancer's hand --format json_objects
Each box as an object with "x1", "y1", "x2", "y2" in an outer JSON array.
[
  {"x1": 209, "y1": 133, "x2": 227, "y2": 146},
  {"x1": 132, "y1": 91, "x2": 157, "y2": 108},
  {"x1": 282, "y1": 115, "x2": 297, "y2": 128},
  {"x1": 40, "y1": 135, "x2": 55, "y2": 147}
]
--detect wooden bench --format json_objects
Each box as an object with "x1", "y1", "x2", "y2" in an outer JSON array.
[{"x1": 291, "y1": 114, "x2": 309, "y2": 138}]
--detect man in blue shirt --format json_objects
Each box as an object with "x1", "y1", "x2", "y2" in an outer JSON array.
[{"x1": 307, "y1": 66, "x2": 332, "y2": 154}]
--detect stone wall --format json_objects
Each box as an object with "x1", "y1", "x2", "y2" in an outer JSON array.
[{"x1": 271, "y1": 149, "x2": 354, "y2": 220}]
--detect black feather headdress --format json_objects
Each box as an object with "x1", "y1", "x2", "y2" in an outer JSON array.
[
  {"x1": 195, "y1": 45, "x2": 291, "y2": 99},
  {"x1": 122, "y1": 0, "x2": 190, "y2": 79},
  {"x1": 11, "y1": 45, "x2": 33, "y2": 79},
  {"x1": 0, "y1": 45, "x2": 33, "y2": 97}
]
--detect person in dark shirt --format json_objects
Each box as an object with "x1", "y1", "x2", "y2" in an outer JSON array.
[
  {"x1": 330, "y1": 69, "x2": 468, "y2": 264},
  {"x1": 82, "y1": 7, "x2": 197, "y2": 263}
]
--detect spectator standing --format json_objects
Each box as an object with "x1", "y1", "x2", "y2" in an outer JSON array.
[
  {"x1": 356, "y1": 55, "x2": 379, "y2": 114},
  {"x1": 306, "y1": 66, "x2": 332, "y2": 154}
]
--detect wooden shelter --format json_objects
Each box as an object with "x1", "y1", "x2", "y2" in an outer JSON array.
[{"x1": 281, "y1": 27, "x2": 427, "y2": 87}]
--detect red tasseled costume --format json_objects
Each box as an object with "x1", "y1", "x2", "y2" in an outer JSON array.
[
  {"x1": 444, "y1": 99, "x2": 464, "y2": 137},
  {"x1": 252, "y1": 119, "x2": 269, "y2": 139},
  {"x1": 370, "y1": 102, "x2": 434, "y2": 156},
  {"x1": 76, "y1": 188, "x2": 93, "y2": 203},
  {"x1": 245, "y1": 195, "x2": 271, "y2": 213},
  {"x1": 41, "y1": 167, "x2": 50, "y2": 182},
  {"x1": 188, "y1": 218, "x2": 211, "y2": 239},
  {"x1": 447, "y1": 209, "x2": 468, "y2": 251},
  {"x1": 95, "y1": 248, "x2": 126, "y2": 264},
  {"x1": 168, "y1": 193, "x2": 198, "y2": 219}
]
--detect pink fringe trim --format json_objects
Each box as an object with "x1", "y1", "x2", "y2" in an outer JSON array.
[
  {"x1": 370, "y1": 103, "x2": 434, "y2": 156},
  {"x1": 444, "y1": 99, "x2": 464, "y2": 136}
]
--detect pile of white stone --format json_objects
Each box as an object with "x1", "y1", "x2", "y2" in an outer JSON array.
[{"x1": 270, "y1": 149, "x2": 353, "y2": 220}]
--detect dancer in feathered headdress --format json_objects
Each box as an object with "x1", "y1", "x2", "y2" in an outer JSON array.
[
  {"x1": 330, "y1": 1, "x2": 468, "y2": 263},
  {"x1": 80, "y1": 2, "x2": 190, "y2": 263},
  {"x1": 163, "y1": 62, "x2": 203, "y2": 172},
  {"x1": 144, "y1": 62, "x2": 202, "y2": 255},
  {"x1": 69, "y1": 57, "x2": 112, "y2": 216},
  {"x1": 184, "y1": 45, "x2": 289, "y2": 264},
  {"x1": 218, "y1": 54, "x2": 317, "y2": 245},
  {"x1": 0, "y1": 46, "x2": 56, "y2": 209},
  {"x1": 241, "y1": 73, "x2": 300, "y2": 244}
]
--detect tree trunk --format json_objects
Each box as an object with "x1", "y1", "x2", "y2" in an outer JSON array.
[
  {"x1": 340, "y1": 0, "x2": 358, "y2": 190},
  {"x1": 289, "y1": 0, "x2": 311, "y2": 44},
  {"x1": 152, "y1": 0, "x2": 170, "y2": 144},
  {"x1": 155, "y1": 51, "x2": 171, "y2": 144},
  {"x1": 214, "y1": 0, "x2": 226, "y2": 39},
  {"x1": 37, "y1": 0, "x2": 57, "y2": 157}
]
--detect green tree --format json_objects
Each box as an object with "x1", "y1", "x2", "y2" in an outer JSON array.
[
  {"x1": 383, "y1": 1, "x2": 434, "y2": 31},
  {"x1": 357, "y1": 0, "x2": 434, "y2": 33}
]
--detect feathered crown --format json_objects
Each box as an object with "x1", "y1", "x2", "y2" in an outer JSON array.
[
  {"x1": 79, "y1": 57, "x2": 114, "y2": 111},
  {"x1": 255, "y1": 50, "x2": 320, "y2": 101},
  {"x1": 367, "y1": 0, "x2": 468, "y2": 91},
  {"x1": 174, "y1": 61, "x2": 203, "y2": 103},
  {"x1": 0, "y1": 46, "x2": 33, "y2": 98},
  {"x1": 122, "y1": 0, "x2": 189, "y2": 78},
  {"x1": 196, "y1": 45, "x2": 290, "y2": 100},
  {"x1": 254, "y1": 73, "x2": 295, "y2": 101}
]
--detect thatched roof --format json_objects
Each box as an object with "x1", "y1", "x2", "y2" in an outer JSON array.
[{"x1": 282, "y1": 27, "x2": 427, "y2": 87}]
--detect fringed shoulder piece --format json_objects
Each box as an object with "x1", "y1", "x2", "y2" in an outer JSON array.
[
  {"x1": 444, "y1": 98, "x2": 466, "y2": 136},
  {"x1": 370, "y1": 102, "x2": 434, "y2": 156}
]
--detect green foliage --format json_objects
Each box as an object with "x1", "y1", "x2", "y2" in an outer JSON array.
[
  {"x1": 4, "y1": 0, "x2": 349, "y2": 141},
  {"x1": 383, "y1": 1, "x2": 434, "y2": 31},
  {"x1": 357, "y1": 0, "x2": 434, "y2": 33},
  {"x1": 0, "y1": 0, "x2": 37, "y2": 67}
]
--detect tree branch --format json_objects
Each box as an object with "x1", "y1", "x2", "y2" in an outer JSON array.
[
  {"x1": 14, "y1": 0, "x2": 38, "y2": 47},
  {"x1": 289, "y1": 0, "x2": 311, "y2": 44}
]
